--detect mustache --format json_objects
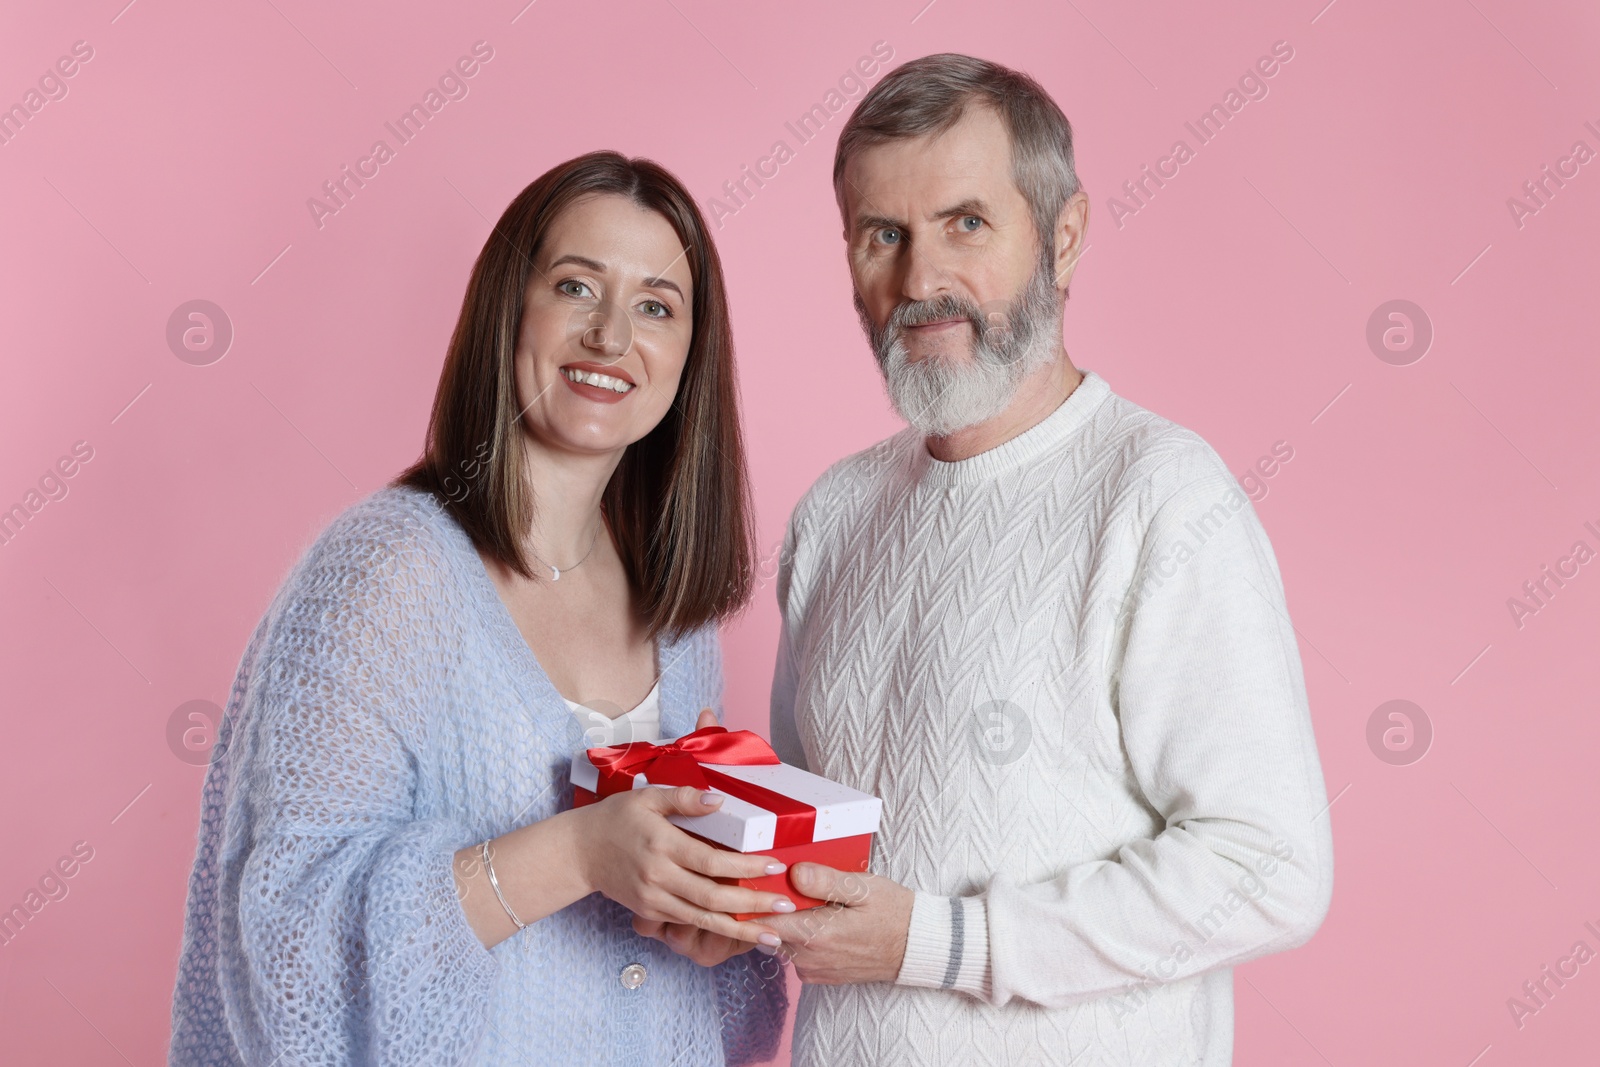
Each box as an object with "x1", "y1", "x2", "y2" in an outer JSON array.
[{"x1": 887, "y1": 293, "x2": 983, "y2": 331}]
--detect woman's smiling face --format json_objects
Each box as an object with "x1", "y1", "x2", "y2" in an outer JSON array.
[{"x1": 514, "y1": 193, "x2": 695, "y2": 458}]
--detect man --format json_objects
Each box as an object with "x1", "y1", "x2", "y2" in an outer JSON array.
[{"x1": 759, "y1": 53, "x2": 1334, "y2": 1066}]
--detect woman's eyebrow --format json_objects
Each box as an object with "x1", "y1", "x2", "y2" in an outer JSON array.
[
  {"x1": 548, "y1": 253, "x2": 607, "y2": 272},
  {"x1": 642, "y1": 276, "x2": 683, "y2": 298}
]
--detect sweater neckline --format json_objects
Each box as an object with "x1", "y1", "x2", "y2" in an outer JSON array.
[
  {"x1": 411, "y1": 489, "x2": 690, "y2": 742},
  {"x1": 914, "y1": 368, "x2": 1110, "y2": 488}
]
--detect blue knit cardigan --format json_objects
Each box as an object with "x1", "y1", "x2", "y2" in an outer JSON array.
[{"x1": 167, "y1": 487, "x2": 787, "y2": 1065}]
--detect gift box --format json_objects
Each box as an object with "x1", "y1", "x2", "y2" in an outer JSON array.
[{"x1": 571, "y1": 726, "x2": 882, "y2": 919}]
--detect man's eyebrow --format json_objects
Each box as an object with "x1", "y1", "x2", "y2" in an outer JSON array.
[
  {"x1": 549, "y1": 253, "x2": 683, "y2": 298},
  {"x1": 932, "y1": 198, "x2": 992, "y2": 221},
  {"x1": 854, "y1": 212, "x2": 904, "y2": 233}
]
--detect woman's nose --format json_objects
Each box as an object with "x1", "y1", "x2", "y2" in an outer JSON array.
[{"x1": 578, "y1": 300, "x2": 633, "y2": 361}]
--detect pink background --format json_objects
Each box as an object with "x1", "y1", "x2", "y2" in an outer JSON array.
[{"x1": 2, "y1": 0, "x2": 1597, "y2": 1063}]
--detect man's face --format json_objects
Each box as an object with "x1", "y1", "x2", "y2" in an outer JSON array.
[{"x1": 841, "y1": 104, "x2": 1063, "y2": 435}]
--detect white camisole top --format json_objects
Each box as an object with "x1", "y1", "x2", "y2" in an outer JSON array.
[{"x1": 564, "y1": 680, "x2": 663, "y2": 748}]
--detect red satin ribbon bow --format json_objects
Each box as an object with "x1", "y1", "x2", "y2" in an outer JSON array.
[
  {"x1": 587, "y1": 725, "x2": 779, "y2": 793},
  {"x1": 586, "y1": 726, "x2": 817, "y2": 847}
]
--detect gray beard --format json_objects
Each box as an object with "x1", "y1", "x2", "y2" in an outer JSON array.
[{"x1": 855, "y1": 258, "x2": 1063, "y2": 437}]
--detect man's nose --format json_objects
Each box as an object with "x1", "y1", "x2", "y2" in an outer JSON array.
[{"x1": 899, "y1": 245, "x2": 952, "y2": 304}]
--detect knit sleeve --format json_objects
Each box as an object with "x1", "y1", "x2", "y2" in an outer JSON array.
[
  {"x1": 219, "y1": 509, "x2": 499, "y2": 1064},
  {"x1": 900, "y1": 442, "x2": 1335, "y2": 1008}
]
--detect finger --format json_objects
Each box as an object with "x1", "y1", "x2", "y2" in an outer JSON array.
[
  {"x1": 695, "y1": 707, "x2": 719, "y2": 731},
  {"x1": 789, "y1": 862, "x2": 867, "y2": 904},
  {"x1": 668, "y1": 924, "x2": 752, "y2": 968},
  {"x1": 658, "y1": 864, "x2": 798, "y2": 921},
  {"x1": 654, "y1": 893, "x2": 783, "y2": 947},
  {"x1": 675, "y1": 838, "x2": 789, "y2": 882},
  {"x1": 658, "y1": 921, "x2": 692, "y2": 951},
  {"x1": 647, "y1": 921, "x2": 743, "y2": 966},
  {"x1": 632, "y1": 915, "x2": 667, "y2": 940},
  {"x1": 652, "y1": 784, "x2": 729, "y2": 818},
  {"x1": 651, "y1": 921, "x2": 711, "y2": 965},
  {"x1": 759, "y1": 909, "x2": 836, "y2": 947}
]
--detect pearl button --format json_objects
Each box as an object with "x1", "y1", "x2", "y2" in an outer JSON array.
[{"x1": 619, "y1": 962, "x2": 647, "y2": 989}]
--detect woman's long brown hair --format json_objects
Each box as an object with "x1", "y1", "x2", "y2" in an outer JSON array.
[{"x1": 397, "y1": 150, "x2": 755, "y2": 639}]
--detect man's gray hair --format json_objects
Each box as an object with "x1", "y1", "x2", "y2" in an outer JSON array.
[{"x1": 833, "y1": 53, "x2": 1081, "y2": 257}]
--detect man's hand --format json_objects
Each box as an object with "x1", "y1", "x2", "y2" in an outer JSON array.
[{"x1": 759, "y1": 863, "x2": 914, "y2": 985}]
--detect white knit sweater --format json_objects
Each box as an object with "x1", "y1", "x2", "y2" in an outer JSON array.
[{"x1": 770, "y1": 369, "x2": 1334, "y2": 1066}]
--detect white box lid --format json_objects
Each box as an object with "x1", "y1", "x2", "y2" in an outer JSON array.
[{"x1": 571, "y1": 738, "x2": 882, "y2": 853}]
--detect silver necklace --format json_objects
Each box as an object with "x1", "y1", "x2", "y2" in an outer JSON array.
[{"x1": 534, "y1": 520, "x2": 601, "y2": 582}]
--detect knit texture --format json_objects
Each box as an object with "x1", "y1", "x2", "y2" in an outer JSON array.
[
  {"x1": 771, "y1": 370, "x2": 1334, "y2": 1066},
  {"x1": 168, "y1": 486, "x2": 787, "y2": 1066}
]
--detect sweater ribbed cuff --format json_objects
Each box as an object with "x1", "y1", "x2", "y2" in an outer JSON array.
[{"x1": 894, "y1": 891, "x2": 992, "y2": 1000}]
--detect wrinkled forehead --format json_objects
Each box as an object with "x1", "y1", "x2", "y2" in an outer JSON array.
[{"x1": 840, "y1": 105, "x2": 1021, "y2": 226}]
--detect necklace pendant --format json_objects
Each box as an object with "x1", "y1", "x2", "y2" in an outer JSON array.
[{"x1": 550, "y1": 566, "x2": 561, "y2": 582}]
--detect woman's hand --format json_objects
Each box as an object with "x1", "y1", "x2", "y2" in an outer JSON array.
[
  {"x1": 456, "y1": 709, "x2": 790, "y2": 954},
  {"x1": 574, "y1": 785, "x2": 790, "y2": 949},
  {"x1": 629, "y1": 711, "x2": 777, "y2": 966},
  {"x1": 572, "y1": 708, "x2": 791, "y2": 952},
  {"x1": 631, "y1": 914, "x2": 764, "y2": 967}
]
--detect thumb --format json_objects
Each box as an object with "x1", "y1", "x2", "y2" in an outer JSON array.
[
  {"x1": 656, "y1": 784, "x2": 725, "y2": 816},
  {"x1": 790, "y1": 862, "x2": 858, "y2": 903},
  {"x1": 695, "y1": 707, "x2": 719, "y2": 731}
]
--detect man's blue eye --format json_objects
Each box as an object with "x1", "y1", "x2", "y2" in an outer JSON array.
[
  {"x1": 960, "y1": 216, "x2": 982, "y2": 231},
  {"x1": 879, "y1": 228, "x2": 901, "y2": 245}
]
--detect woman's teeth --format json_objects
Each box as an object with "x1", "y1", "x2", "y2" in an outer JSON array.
[{"x1": 561, "y1": 367, "x2": 634, "y2": 393}]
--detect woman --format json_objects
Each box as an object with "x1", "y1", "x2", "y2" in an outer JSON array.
[{"x1": 168, "y1": 152, "x2": 793, "y2": 1066}]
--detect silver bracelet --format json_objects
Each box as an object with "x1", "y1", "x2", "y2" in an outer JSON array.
[{"x1": 481, "y1": 840, "x2": 526, "y2": 931}]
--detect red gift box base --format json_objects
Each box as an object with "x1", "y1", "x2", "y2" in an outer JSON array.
[{"x1": 573, "y1": 785, "x2": 871, "y2": 919}]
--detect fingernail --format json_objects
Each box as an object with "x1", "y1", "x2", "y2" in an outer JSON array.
[
  {"x1": 701, "y1": 791, "x2": 723, "y2": 806},
  {"x1": 769, "y1": 897, "x2": 796, "y2": 913},
  {"x1": 758, "y1": 932, "x2": 782, "y2": 947},
  {"x1": 756, "y1": 942, "x2": 778, "y2": 955},
  {"x1": 763, "y1": 860, "x2": 788, "y2": 875}
]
